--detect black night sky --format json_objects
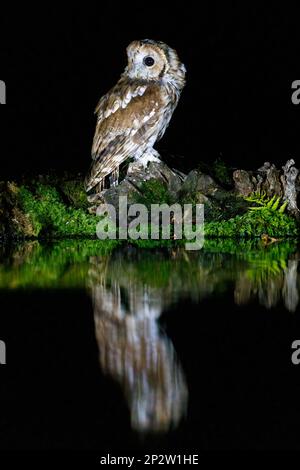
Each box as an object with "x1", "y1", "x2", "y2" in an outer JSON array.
[{"x1": 0, "y1": 4, "x2": 299, "y2": 178}]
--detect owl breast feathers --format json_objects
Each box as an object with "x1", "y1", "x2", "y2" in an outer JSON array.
[{"x1": 85, "y1": 39, "x2": 186, "y2": 194}]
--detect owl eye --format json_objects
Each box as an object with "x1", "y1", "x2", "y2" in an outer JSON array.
[{"x1": 143, "y1": 56, "x2": 155, "y2": 67}]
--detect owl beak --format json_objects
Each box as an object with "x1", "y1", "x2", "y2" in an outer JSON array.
[{"x1": 134, "y1": 64, "x2": 144, "y2": 79}]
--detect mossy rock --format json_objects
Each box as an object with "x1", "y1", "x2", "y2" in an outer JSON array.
[
  {"x1": 0, "y1": 182, "x2": 39, "y2": 239},
  {"x1": 0, "y1": 178, "x2": 100, "y2": 239},
  {"x1": 60, "y1": 178, "x2": 90, "y2": 210}
]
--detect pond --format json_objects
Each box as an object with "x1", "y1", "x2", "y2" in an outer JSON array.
[{"x1": 0, "y1": 239, "x2": 299, "y2": 451}]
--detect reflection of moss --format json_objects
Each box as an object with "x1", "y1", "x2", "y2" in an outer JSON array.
[
  {"x1": 0, "y1": 239, "x2": 297, "y2": 291},
  {"x1": 0, "y1": 239, "x2": 119, "y2": 289}
]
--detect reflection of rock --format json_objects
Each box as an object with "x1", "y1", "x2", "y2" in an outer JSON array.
[
  {"x1": 283, "y1": 259, "x2": 299, "y2": 313},
  {"x1": 89, "y1": 256, "x2": 188, "y2": 433},
  {"x1": 234, "y1": 273, "x2": 254, "y2": 305},
  {"x1": 258, "y1": 277, "x2": 282, "y2": 309},
  {"x1": 234, "y1": 254, "x2": 299, "y2": 313}
]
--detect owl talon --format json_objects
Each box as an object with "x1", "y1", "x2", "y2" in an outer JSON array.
[
  {"x1": 109, "y1": 168, "x2": 119, "y2": 187},
  {"x1": 137, "y1": 153, "x2": 161, "y2": 168}
]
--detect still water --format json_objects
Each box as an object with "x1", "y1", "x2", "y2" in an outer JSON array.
[{"x1": 0, "y1": 239, "x2": 299, "y2": 450}]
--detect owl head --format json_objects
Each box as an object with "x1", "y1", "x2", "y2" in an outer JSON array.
[{"x1": 125, "y1": 39, "x2": 186, "y2": 86}]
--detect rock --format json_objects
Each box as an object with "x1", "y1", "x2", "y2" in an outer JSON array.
[
  {"x1": 258, "y1": 162, "x2": 282, "y2": 196},
  {"x1": 126, "y1": 159, "x2": 184, "y2": 197},
  {"x1": 101, "y1": 179, "x2": 141, "y2": 208},
  {"x1": 181, "y1": 170, "x2": 219, "y2": 196},
  {"x1": 94, "y1": 159, "x2": 185, "y2": 210},
  {"x1": 233, "y1": 169, "x2": 254, "y2": 196},
  {"x1": 233, "y1": 159, "x2": 300, "y2": 217},
  {"x1": 281, "y1": 159, "x2": 300, "y2": 218},
  {"x1": 0, "y1": 182, "x2": 38, "y2": 239}
]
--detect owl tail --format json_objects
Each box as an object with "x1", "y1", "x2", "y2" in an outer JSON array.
[
  {"x1": 84, "y1": 165, "x2": 106, "y2": 194},
  {"x1": 84, "y1": 162, "x2": 106, "y2": 193},
  {"x1": 84, "y1": 162, "x2": 120, "y2": 194}
]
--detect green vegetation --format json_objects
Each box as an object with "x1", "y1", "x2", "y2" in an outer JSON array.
[
  {"x1": 133, "y1": 180, "x2": 299, "y2": 239},
  {"x1": 18, "y1": 183, "x2": 99, "y2": 238},
  {"x1": 245, "y1": 191, "x2": 288, "y2": 213},
  {"x1": 0, "y1": 173, "x2": 299, "y2": 242},
  {"x1": 211, "y1": 157, "x2": 233, "y2": 186},
  {"x1": 197, "y1": 157, "x2": 233, "y2": 187},
  {"x1": 60, "y1": 178, "x2": 90, "y2": 210},
  {"x1": 17, "y1": 181, "x2": 300, "y2": 240},
  {"x1": 204, "y1": 209, "x2": 298, "y2": 238},
  {"x1": 133, "y1": 179, "x2": 174, "y2": 206},
  {"x1": 203, "y1": 190, "x2": 298, "y2": 238}
]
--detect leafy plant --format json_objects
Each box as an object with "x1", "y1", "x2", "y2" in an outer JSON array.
[{"x1": 245, "y1": 191, "x2": 288, "y2": 213}]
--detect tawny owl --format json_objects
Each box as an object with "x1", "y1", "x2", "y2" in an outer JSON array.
[{"x1": 85, "y1": 39, "x2": 186, "y2": 194}]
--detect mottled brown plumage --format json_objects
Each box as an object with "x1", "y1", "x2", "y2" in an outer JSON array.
[{"x1": 85, "y1": 39, "x2": 186, "y2": 194}]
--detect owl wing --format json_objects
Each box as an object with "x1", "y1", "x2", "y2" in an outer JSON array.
[{"x1": 85, "y1": 82, "x2": 164, "y2": 192}]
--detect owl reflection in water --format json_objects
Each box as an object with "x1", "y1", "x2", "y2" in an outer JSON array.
[{"x1": 85, "y1": 39, "x2": 186, "y2": 195}]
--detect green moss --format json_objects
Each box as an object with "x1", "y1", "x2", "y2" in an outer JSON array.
[
  {"x1": 205, "y1": 207, "x2": 299, "y2": 238},
  {"x1": 197, "y1": 157, "x2": 233, "y2": 187},
  {"x1": 133, "y1": 179, "x2": 174, "y2": 206},
  {"x1": 18, "y1": 183, "x2": 99, "y2": 238},
  {"x1": 60, "y1": 179, "x2": 90, "y2": 210},
  {"x1": 179, "y1": 190, "x2": 248, "y2": 222},
  {"x1": 212, "y1": 157, "x2": 233, "y2": 186}
]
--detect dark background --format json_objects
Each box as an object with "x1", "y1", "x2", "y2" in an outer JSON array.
[{"x1": 0, "y1": 3, "x2": 299, "y2": 179}]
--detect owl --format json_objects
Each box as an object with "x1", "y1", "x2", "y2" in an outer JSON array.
[{"x1": 85, "y1": 39, "x2": 186, "y2": 194}]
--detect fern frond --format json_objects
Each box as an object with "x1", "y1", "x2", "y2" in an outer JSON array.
[
  {"x1": 279, "y1": 201, "x2": 288, "y2": 213},
  {"x1": 244, "y1": 192, "x2": 287, "y2": 213}
]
